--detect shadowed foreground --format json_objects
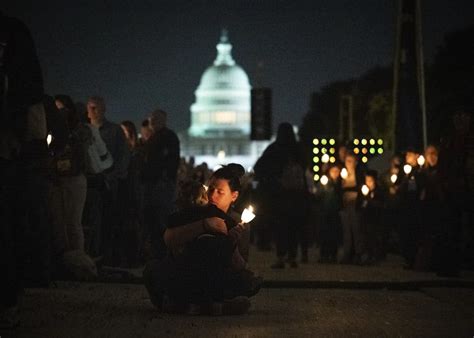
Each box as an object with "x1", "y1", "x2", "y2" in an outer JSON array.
[{"x1": 2, "y1": 283, "x2": 473, "y2": 337}]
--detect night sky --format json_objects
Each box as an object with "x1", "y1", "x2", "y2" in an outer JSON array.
[{"x1": 3, "y1": 0, "x2": 473, "y2": 133}]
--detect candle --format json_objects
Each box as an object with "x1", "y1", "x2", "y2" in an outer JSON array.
[
  {"x1": 417, "y1": 155, "x2": 425, "y2": 167},
  {"x1": 340, "y1": 168, "x2": 348, "y2": 179},
  {"x1": 46, "y1": 134, "x2": 52, "y2": 146},
  {"x1": 241, "y1": 205, "x2": 256, "y2": 224},
  {"x1": 203, "y1": 184, "x2": 208, "y2": 191},
  {"x1": 390, "y1": 174, "x2": 397, "y2": 184},
  {"x1": 403, "y1": 164, "x2": 412, "y2": 175},
  {"x1": 361, "y1": 184, "x2": 369, "y2": 196},
  {"x1": 320, "y1": 175, "x2": 329, "y2": 186},
  {"x1": 321, "y1": 154, "x2": 330, "y2": 163}
]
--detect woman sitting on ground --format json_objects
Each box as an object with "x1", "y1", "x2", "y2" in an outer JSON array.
[{"x1": 143, "y1": 164, "x2": 262, "y2": 315}]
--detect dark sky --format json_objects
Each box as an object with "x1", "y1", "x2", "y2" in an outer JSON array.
[{"x1": 3, "y1": 0, "x2": 473, "y2": 133}]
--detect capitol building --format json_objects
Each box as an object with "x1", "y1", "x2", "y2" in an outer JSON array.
[{"x1": 178, "y1": 31, "x2": 270, "y2": 170}]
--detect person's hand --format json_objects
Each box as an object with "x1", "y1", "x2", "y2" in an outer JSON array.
[{"x1": 204, "y1": 217, "x2": 228, "y2": 235}]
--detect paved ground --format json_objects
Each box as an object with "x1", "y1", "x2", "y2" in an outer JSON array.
[
  {"x1": 2, "y1": 246, "x2": 473, "y2": 337},
  {"x1": 2, "y1": 284, "x2": 473, "y2": 337}
]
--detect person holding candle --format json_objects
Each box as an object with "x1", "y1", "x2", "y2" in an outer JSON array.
[
  {"x1": 339, "y1": 152, "x2": 366, "y2": 264},
  {"x1": 398, "y1": 148, "x2": 426, "y2": 269},
  {"x1": 356, "y1": 170, "x2": 385, "y2": 264},
  {"x1": 143, "y1": 164, "x2": 262, "y2": 316},
  {"x1": 316, "y1": 165, "x2": 342, "y2": 263}
]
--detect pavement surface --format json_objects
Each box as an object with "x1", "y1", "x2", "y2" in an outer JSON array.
[{"x1": 2, "y1": 246, "x2": 473, "y2": 337}]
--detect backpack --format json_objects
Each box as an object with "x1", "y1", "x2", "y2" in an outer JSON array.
[
  {"x1": 82, "y1": 124, "x2": 113, "y2": 175},
  {"x1": 279, "y1": 159, "x2": 306, "y2": 191}
]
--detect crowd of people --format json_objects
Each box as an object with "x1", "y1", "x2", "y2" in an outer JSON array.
[{"x1": 250, "y1": 116, "x2": 473, "y2": 279}]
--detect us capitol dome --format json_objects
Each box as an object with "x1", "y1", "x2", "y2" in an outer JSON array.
[{"x1": 179, "y1": 30, "x2": 270, "y2": 170}]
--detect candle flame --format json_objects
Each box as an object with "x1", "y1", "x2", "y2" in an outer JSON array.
[
  {"x1": 417, "y1": 155, "x2": 425, "y2": 167},
  {"x1": 241, "y1": 205, "x2": 256, "y2": 224},
  {"x1": 361, "y1": 184, "x2": 369, "y2": 196},
  {"x1": 340, "y1": 168, "x2": 348, "y2": 179},
  {"x1": 390, "y1": 174, "x2": 397, "y2": 184},
  {"x1": 403, "y1": 164, "x2": 412, "y2": 175},
  {"x1": 320, "y1": 175, "x2": 329, "y2": 186}
]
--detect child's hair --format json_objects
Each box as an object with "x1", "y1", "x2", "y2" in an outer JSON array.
[
  {"x1": 211, "y1": 163, "x2": 245, "y2": 192},
  {"x1": 365, "y1": 169, "x2": 378, "y2": 181},
  {"x1": 176, "y1": 180, "x2": 208, "y2": 209}
]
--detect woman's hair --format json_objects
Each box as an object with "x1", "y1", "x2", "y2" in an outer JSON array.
[
  {"x1": 211, "y1": 163, "x2": 245, "y2": 192},
  {"x1": 55, "y1": 94, "x2": 82, "y2": 129},
  {"x1": 121, "y1": 120, "x2": 138, "y2": 141}
]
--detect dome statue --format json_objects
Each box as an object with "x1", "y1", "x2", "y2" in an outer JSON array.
[{"x1": 189, "y1": 30, "x2": 251, "y2": 137}]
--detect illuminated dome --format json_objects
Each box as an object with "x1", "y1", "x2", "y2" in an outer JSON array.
[{"x1": 189, "y1": 30, "x2": 251, "y2": 137}]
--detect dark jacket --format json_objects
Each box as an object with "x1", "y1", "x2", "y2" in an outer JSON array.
[{"x1": 141, "y1": 127, "x2": 180, "y2": 183}]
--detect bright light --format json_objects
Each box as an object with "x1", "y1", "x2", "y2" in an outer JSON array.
[
  {"x1": 362, "y1": 156, "x2": 368, "y2": 163},
  {"x1": 370, "y1": 148, "x2": 375, "y2": 154},
  {"x1": 330, "y1": 156, "x2": 336, "y2": 163},
  {"x1": 322, "y1": 154, "x2": 330, "y2": 163},
  {"x1": 213, "y1": 165, "x2": 223, "y2": 171},
  {"x1": 403, "y1": 164, "x2": 412, "y2": 175},
  {"x1": 329, "y1": 139, "x2": 336, "y2": 145},
  {"x1": 378, "y1": 148, "x2": 384, "y2": 154},
  {"x1": 241, "y1": 205, "x2": 256, "y2": 224},
  {"x1": 321, "y1": 148, "x2": 327, "y2": 154},
  {"x1": 320, "y1": 175, "x2": 329, "y2": 186},
  {"x1": 354, "y1": 148, "x2": 360, "y2": 154},
  {"x1": 362, "y1": 148, "x2": 368, "y2": 154},
  {"x1": 329, "y1": 147, "x2": 335, "y2": 154},
  {"x1": 417, "y1": 155, "x2": 425, "y2": 167},
  {"x1": 313, "y1": 139, "x2": 319, "y2": 145},
  {"x1": 313, "y1": 165, "x2": 320, "y2": 172},
  {"x1": 46, "y1": 134, "x2": 52, "y2": 146},
  {"x1": 361, "y1": 184, "x2": 369, "y2": 196},
  {"x1": 340, "y1": 168, "x2": 348, "y2": 179},
  {"x1": 313, "y1": 157, "x2": 320, "y2": 163},
  {"x1": 313, "y1": 174, "x2": 320, "y2": 181},
  {"x1": 361, "y1": 139, "x2": 367, "y2": 145},
  {"x1": 321, "y1": 139, "x2": 327, "y2": 145},
  {"x1": 369, "y1": 139, "x2": 375, "y2": 145},
  {"x1": 377, "y1": 139, "x2": 383, "y2": 145},
  {"x1": 217, "y1": 150, "x2": 226, "y2": 161},
  {"x1": 313, "y1": 148, "x2": 319, "y2": 154},
  {"x1": 353, "y1": 139, "x2": 360, "y2": 145},
  {"x1": 390, "y1": 174, "x2": 397, "y2": 184},
  {"x1": 203, "y1": 184, "x2": 209, "y2": 191}
]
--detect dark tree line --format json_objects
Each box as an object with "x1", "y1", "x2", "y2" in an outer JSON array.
[{"x1": 299, "y1": 24, "x2": 474, "y2": 157}]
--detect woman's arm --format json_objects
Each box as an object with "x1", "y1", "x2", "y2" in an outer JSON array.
[{"x1": 163, "y1": 216, "x2": 228, "y2": 251}]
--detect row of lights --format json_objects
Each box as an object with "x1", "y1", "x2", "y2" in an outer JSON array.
[{"x1": 312, "y1": 137, "x2": 385, "y2": 181}]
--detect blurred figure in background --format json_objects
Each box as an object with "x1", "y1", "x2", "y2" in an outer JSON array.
[
  {"x1": 119, "y1": 120, "x2": 144, "y2": 267},
  {"x1": 316, "y1": 165, "x2": 342, "y2": 263},
  {"x1": 141, "y1": 109, "x2": 180, "y2": 260},
  {"x1": 339, "y1": 152, "x2": 365, "y2": 264},
  {"x1": 254, "y1": 122, "x2": 309, "y2": 268}
]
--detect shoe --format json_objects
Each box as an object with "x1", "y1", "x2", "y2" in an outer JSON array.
[
  {"x1": 222, "y1": 296, "x2": 251, "y2": 315},
  {"x1": 271, "y1": 260, "x2": 285, "y2": 269}
]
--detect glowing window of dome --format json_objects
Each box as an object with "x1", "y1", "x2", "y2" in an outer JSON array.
[{"x1": 214, "y1": 111, "x2": 236, "y2": 124}]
